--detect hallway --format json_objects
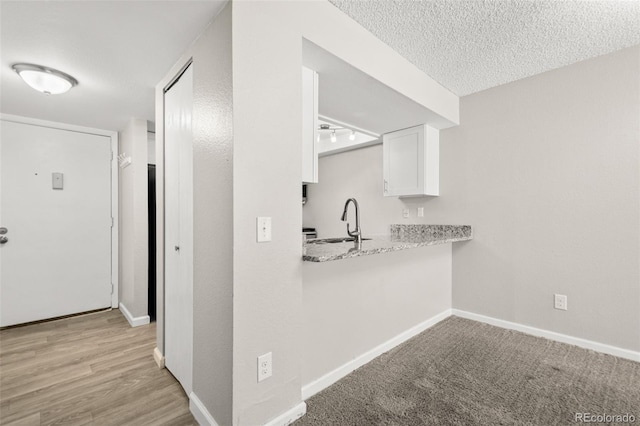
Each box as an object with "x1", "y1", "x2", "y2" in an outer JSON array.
[{"x1": 0, "y1": 309, "x2": 195, "y2": 425}]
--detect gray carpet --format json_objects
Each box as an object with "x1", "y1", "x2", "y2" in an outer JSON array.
[{"x1": 295, "y1": 316, "x2": 639, "y2": 425}]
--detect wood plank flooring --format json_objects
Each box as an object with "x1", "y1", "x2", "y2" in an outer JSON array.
[{"x1": 0, "y1": 309, "x2": 197, "y2": 426}]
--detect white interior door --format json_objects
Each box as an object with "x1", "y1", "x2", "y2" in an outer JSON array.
[
  {"x1": 0, "y1": 120, "x2": 112, "y2": 327},
  {"x1": 164, "y1": 64, "x2": 193, "y2": 395}
]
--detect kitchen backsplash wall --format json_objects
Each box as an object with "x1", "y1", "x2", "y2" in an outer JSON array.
[{"x1": 302, "y1": 142, "x2": 463, "y2": 238}]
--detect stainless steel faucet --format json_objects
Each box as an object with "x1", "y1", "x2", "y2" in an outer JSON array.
[{"x1": 341, "y1": 198, "x2": 362, "y2": 244}]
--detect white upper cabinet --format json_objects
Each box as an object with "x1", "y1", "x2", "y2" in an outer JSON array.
[
  {"x1": 302, "y1": 66, "x2": 319, "y2": 183},
  {"x1": 383, "y1": 124, "x2": 439, "y2": 197}
]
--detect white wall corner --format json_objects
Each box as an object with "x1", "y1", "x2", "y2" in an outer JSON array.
[
  {"x1": 153, "y1": 347, "x2": 165, "y2": 369},
  {"x1": 263, "y1": 402, "x2": 307, "y2": 426},
  {"x1": 302, "y1": 308, "x2": 452, "y2": 400},
  {"x1": 452, "y1": 309, "x2": 640, "y2": 363},
  {"x1": 190, "y1": 392, "x2": 220, "y2": 426},
  {"x1": 118, "y1": 302, "x2": 150, "y2": 328}
]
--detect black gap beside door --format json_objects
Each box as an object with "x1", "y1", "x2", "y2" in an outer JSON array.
[{"x1": 148, "y1": 164, "x2": 156, "y2": 321}]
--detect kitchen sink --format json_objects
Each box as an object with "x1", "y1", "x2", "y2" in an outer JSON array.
[{"x1": 307, "y1": 237, "x2": 372, "y2": 244}]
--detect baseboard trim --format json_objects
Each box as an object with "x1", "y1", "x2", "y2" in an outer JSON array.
[
  {"x1": 153, "y1": 347, "x2": 165, "y2": 369},
  {"x1": 301, "y1": 308, "x2": 452, "y2": 400},
  {"x1": 189, "y1": 392, "x2": 219, "y2": 426},
  {"x1": 452, "y1": 309, "x2": 640, "y2": 363},
  {"x1": 263, "y1": 402, "x2": 307, "y2": 426},
  {"x1": 119, "y1": 303, "x2": 150, "y2": 328}
]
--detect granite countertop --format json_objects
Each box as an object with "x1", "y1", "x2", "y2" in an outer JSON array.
[{"x1": 303, "y1": 224, "x2": 472, "y2": 262}]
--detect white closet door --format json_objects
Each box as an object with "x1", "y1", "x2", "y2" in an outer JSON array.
[
  {"x1": 164, "y1": 64, "x2": 194, "y2": 395},
  {"x1": 0, "y1": 120, "x2": 112, "y2": 326}
]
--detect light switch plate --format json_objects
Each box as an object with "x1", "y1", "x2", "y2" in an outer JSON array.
[
  {"x1": 257, "y1": 217, "x2": 272, "y2": 242},
  {"x1": 52, "y1": 172, "x2": 63, "y2": 190}
]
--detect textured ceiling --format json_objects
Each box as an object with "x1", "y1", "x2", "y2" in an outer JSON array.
[
  {"x1": 328, "y1": 0, "x2": 640, "y2": 96},
  {"x1": 2, "y1": 1, "x2": 639, "y2": 131}
]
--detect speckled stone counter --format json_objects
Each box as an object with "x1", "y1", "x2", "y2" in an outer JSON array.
[{"x1": 303, "y1": 224, "x2": 472, "y2": 262}]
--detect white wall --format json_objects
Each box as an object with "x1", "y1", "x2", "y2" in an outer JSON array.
[
  {"x1": 302, "y1": 244, "x2": 452, "y2": 386},
  {"x1": 192, "y1": 4, "x2": 234, "y2": 424},
  {"x1": 155, "y1": 4, "x2": 234, "y2": 425},
  {"x1": 154, "y1": 1, "x2": 458, "y2": 424},
  {"x1": 231, "y1": 3, "x2": 304, "y2": 424},
  {"x1": 118, "y1": 117, "x2": 149, "y2": 322},
  {"x1": 433, "y1": 45, "x2": 640, "y2": 352},
  {"x1": 231, "y1": 2, "x2": 458, "y2": 424}
]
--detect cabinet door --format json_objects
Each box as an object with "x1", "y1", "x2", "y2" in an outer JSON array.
[
  {"x1": 302, "y1": 66, "x2": 318, "y2": 183},
  {"x1": 383, "y1": 124, "x2": 439, "y2": 197}
]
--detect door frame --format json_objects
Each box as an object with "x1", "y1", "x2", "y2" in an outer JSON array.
[{"x1": 0, "y1": 113, "x2": 119, "y2": 309}]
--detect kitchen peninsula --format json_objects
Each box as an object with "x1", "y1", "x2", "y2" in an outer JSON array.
[
  {"x1": 303, "y1": 224, "x2": 472, "y2": 262},
  {"x1": 301, "y1": 224, "x2": 472, "y2": 399}
]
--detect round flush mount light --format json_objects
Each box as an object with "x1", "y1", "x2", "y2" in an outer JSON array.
[{"x1": 12, "y1": 63, "x2": 78, "y2": 95}]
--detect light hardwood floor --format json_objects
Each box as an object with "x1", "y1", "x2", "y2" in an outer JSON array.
[{"x1": 0, "y1": 309, "x2": 197, "y2": 426}]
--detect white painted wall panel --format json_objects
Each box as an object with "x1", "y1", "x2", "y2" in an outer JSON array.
[
  {"x1": 118, "y1": 118, "x2": 149, "y2": 322},
  {"x1": 436, "y1": 46, "x2": 640, "y2": 352},
  {"x1": 302, "y1": 244, "x2": 452, "y2": 385}
]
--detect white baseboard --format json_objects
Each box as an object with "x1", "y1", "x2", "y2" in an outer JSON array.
[
  {"x1": 190, "y1": 392, "x2": 305, "y2": 426},
  {"x1": 263, "y1": 402, "x2": 307, "y2": 426},
  {"x1": 452, "y1": 309, "x2": 640, "y2": 363},
  {"x1": 153, "y1": 347, "x2": 165, "y2": 369},
  {"x1": 301, "y1": 308, "x2": 452, "y2": 400},
  {"x1": 190, "y1": 392, "x2": 219, "y2": 426},
  {"x1": 119, "y1": 302, "x2": 150, "y2": 328}
]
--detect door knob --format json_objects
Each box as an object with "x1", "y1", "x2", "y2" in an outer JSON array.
[
  {"x1": 0, "y1": 236, "x2": 8, "y2": 244},
  {"x1": 0, "y1": 227, "x2": 7, "y2": 235}
]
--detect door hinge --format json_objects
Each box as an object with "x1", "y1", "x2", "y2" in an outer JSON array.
[
  {"x1": 111, "y1": 151, "x2": 114, "y2": 161},
  {"x1": 111, "y1": 217, "x2": 114, "y2": 228},
  {"x1": 111, "y1": 283, "x2": 114, "y2": 294}
]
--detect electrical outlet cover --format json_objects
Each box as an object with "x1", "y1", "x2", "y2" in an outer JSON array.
[
  {"x1": 554, "y1": 294, "x2": 567, "y2": 311},
  {"x1": 257, "y1": 352, "x2": 272, "y2": 382}
]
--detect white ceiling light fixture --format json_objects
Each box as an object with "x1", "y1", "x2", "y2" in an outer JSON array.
[
  {"x1": 12, "y1": 63, "x2": 78, "y2": 95},
  {"x1": 317, "y1": 119, "x2": 380, "y2": 146}
]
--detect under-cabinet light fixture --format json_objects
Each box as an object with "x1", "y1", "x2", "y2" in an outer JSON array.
[{"x1": 12, "y1": 63, "x2": 78, "y2": 95}]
